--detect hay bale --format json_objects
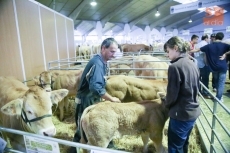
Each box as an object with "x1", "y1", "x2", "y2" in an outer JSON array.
[
  {"x1": 53, "y1": 115, "x2": 76, "y2": 153},
  {"x1": 112, "y1": 119, "x2": 202, "y2": 153}
]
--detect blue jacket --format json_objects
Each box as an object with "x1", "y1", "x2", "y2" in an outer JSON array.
[{"x1": 77, "y1": 54, "x2": 107, "y2": 99}]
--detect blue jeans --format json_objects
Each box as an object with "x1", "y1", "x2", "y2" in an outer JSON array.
[
  {"x1": 199, "y1": 66, "x2": 211, "y2": 95},
  {"x1": 168, "y1": 118, "x2": 196, "y2": 153},
  {"x1": 212, "y1": 72, "x2": 226, "y2": 100}
]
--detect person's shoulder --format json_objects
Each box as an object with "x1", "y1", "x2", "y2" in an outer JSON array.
[
  {"x1": 90, "y1": 55, "x2": 104, "y2": 66},
  {"x1": 90, "y1": 54, "x2": 101, "y2": 61},
  {"x1": 200, "y1": 43, "x2": 209, "y2": 50},
  {"x1": 216, "y1": 42, "x2": 230, "y2": 47},
  {"x1": 168, "y1": 64, "x2": 176, "y2": 70}
]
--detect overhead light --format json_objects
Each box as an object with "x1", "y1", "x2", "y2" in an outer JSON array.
[
  {"x1": 90, "y1": 0, "x2": 97, "y2": 6},
  {"x1": 188, "y1": 16, "x2": 192, "y2": 23},
  {"x1": 155, "y1": 8, "x2": 160, "y2": 17}
]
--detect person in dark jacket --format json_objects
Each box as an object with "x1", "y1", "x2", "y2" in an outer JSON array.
[
  {"x1": 69, "y1": 38, "x2": 121, "y2": 153},
  {"x1": 164, "y1": 36, "x2": 201, "y2": 153},
  {"x1": 210, "y1": 33, "x2": 217, "y2": 92}
]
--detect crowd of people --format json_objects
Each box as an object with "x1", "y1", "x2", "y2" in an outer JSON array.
[
  {"x1": 69, "y1": 34, "x2": 230, "y2": 153},
  {"x1": 190, "y1": 32, "x2": 230, "y2": 102}
]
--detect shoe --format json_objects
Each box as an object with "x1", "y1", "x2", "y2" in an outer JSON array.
[
  {"x1": 68, "y1": 147, "x2": 77, "y2": 153},
  {"x1": 215, "y1": 97, "x2": 224, "y2": 103},
  {"x1": 220, "y1": 98, "x2": 224, "y2": 103},
  {"x1": 107, "y1": 141, "x2": 118, "y2": 149},
  {"x1": 203, "y1": 95, "x2": 212, "y2": 99},
  {"x1": 213, "y1": 88, "x2": 217, "y2": 92}
]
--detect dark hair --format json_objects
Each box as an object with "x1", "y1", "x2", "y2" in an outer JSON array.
[
  {"x1": 211, "y1": 33, "x2": 216, "y2": 38},
  {"x1": 101, "y1": 38, "x2": 118, "y2": 50},
  {"x1": 215, "y1": 32, "x2": 224, "y2": 40},
  {"x1": 191, "y1": 35, "x2": 199, "y2": 41},
  {"x1": 166, "y1": 36, "x2": 190, "y2": 53},
  {"x1": 201, "y1": 34, "x2": 208, "y2": 40},
  {"x1": 163, "y1": 43, "x2": 167, "y2": 52}
]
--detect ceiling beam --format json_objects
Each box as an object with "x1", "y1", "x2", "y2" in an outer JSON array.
[
  {"x1": 74, "y1": 20, "x2": 83, "y2": 29},
  {"x1": 101, "y1": 0, "x2": 134, "y2": 28},
  {"x1": 111, "y1": 23, "x2": 125, "y2": 29},
  {"x1": 42, "y1": 0, "x2": 53, "y2": 7},
  {"x1": 68, "y1": 0, "x2": 90, "y2": 21},
  {"x1": 150, "y1": 14, "x2": 177, "y2": 29},
  {"x1": 129, "y1": 0, "x2": 170, "y2": 28},
  {"x1": 102, "y1": 23, "x2": 125, "y2": 34},
  {"x1": 113, "y1": 29, "x2": 124, "y2": 36},
  {"x1": 165, "y1": 12, "x2": 203, "y2": 29},
  {"x1": 82, "y1": 27, "x2": 95, "y2": 36},
  {"x1": 133, "y1": 25, "x2": 145, "y2": 31},
  {"x1": 102, "y1": 25, "x2": 116, "y2": 34},
  {"x1": 178, "y1": 19, "x2": 203, "y2": 31}
]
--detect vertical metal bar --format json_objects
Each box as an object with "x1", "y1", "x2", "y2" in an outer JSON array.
[
  {"x1": 210, "y1": 100, "x2": 218, "y2": 153},
  {"x1": 54, "y1": 13, "x2": 60, "y2": 69},
  {"x1": 64, "y1": 18, "x2": 70, "y2": 68},
  {"x1": 38, "y1": 3, "x2": 47, "y2": 71},
  {"x1": 53, "y1": 0, "x2": 55, "y2": 10},
  {"x1": 13, "y1": 0, "x2": 26, "y2": 83}
]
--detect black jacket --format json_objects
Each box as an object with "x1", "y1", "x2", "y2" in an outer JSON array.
[{"x1": 164, "y1": 54, "x2": 201, "y2": 121}]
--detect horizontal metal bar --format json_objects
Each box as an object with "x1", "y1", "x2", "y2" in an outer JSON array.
[
  {"x1": 214, "y1": 115, "x2": 230, "y2": 136},
  {"x1": 197, "y1": 118, "x2": 211, "y2": 143},
  {"x1": 212, "y1": 129, "x2": 228, "y2": 152},
  {"x1": 200, "y1": 108, "x2": 212, "y2": 128},
  {"x1": 0, "y1": 127, "x2": 129, "y2": 153}
]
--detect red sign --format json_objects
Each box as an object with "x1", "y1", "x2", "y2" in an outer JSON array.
[{"x1": 203, "y1": 6, "x2": 224, "y2": 26}]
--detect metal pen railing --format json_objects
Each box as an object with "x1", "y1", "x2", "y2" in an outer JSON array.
[
  {"x1": 197, "y1": 82, "x2": 230, "y2": 153},
  {"x1": 0, "y1": 127, "x2": 129, "y2": 153}
]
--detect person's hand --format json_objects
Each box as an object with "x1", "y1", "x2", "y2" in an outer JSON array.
[
  {"x1": 219, "y1": 54, "x2": 226, "y2": 60},
  {"x1": 111, "y1": 97, "x2": 121, "y2": 103}
]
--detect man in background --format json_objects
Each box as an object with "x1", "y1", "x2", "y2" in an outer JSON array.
[
  {"x1": 194, "y1": 34, "x2": 211, "y2": 98},
  {"x1": 189, "y1": 35, "x2": 199, "y2": 57},
  {"x1": 190, "y1": 32, "x2": 230, "y2": 102}
]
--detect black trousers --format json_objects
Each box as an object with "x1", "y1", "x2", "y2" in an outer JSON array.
[{"x1": 72, "y1": 94, "x2": 101, "y2": 143}]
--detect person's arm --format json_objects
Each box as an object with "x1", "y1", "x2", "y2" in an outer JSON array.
[
  {"x1": 101, "y1": 93, "x2": 121, "y2": 102},
  {"x1": 219, "y1": 51, "x2": 230, "y2": 60},
  {"x1": 88, "y1": 64, "x2": 121, "y2": 103},
  {"x1": 164, "y1": 66, "x2": 181, "y2": 108},
  {"x1": 189, "y1": 48, "x2": 200, "y2": 53},
  {"x1": 219, "y1": 44, "x2": 230, "y2": 60}
]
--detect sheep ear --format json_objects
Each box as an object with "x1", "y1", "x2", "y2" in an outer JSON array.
[
  {"x1": 33, "y1": 75, "x2": 40, "y2": 85},
  {"x1": 1, "y1": 99, "x2": 23, "y2": 116},
  {"x1": 50, "y1": 89, "x2": 69, "y2": 105}
]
